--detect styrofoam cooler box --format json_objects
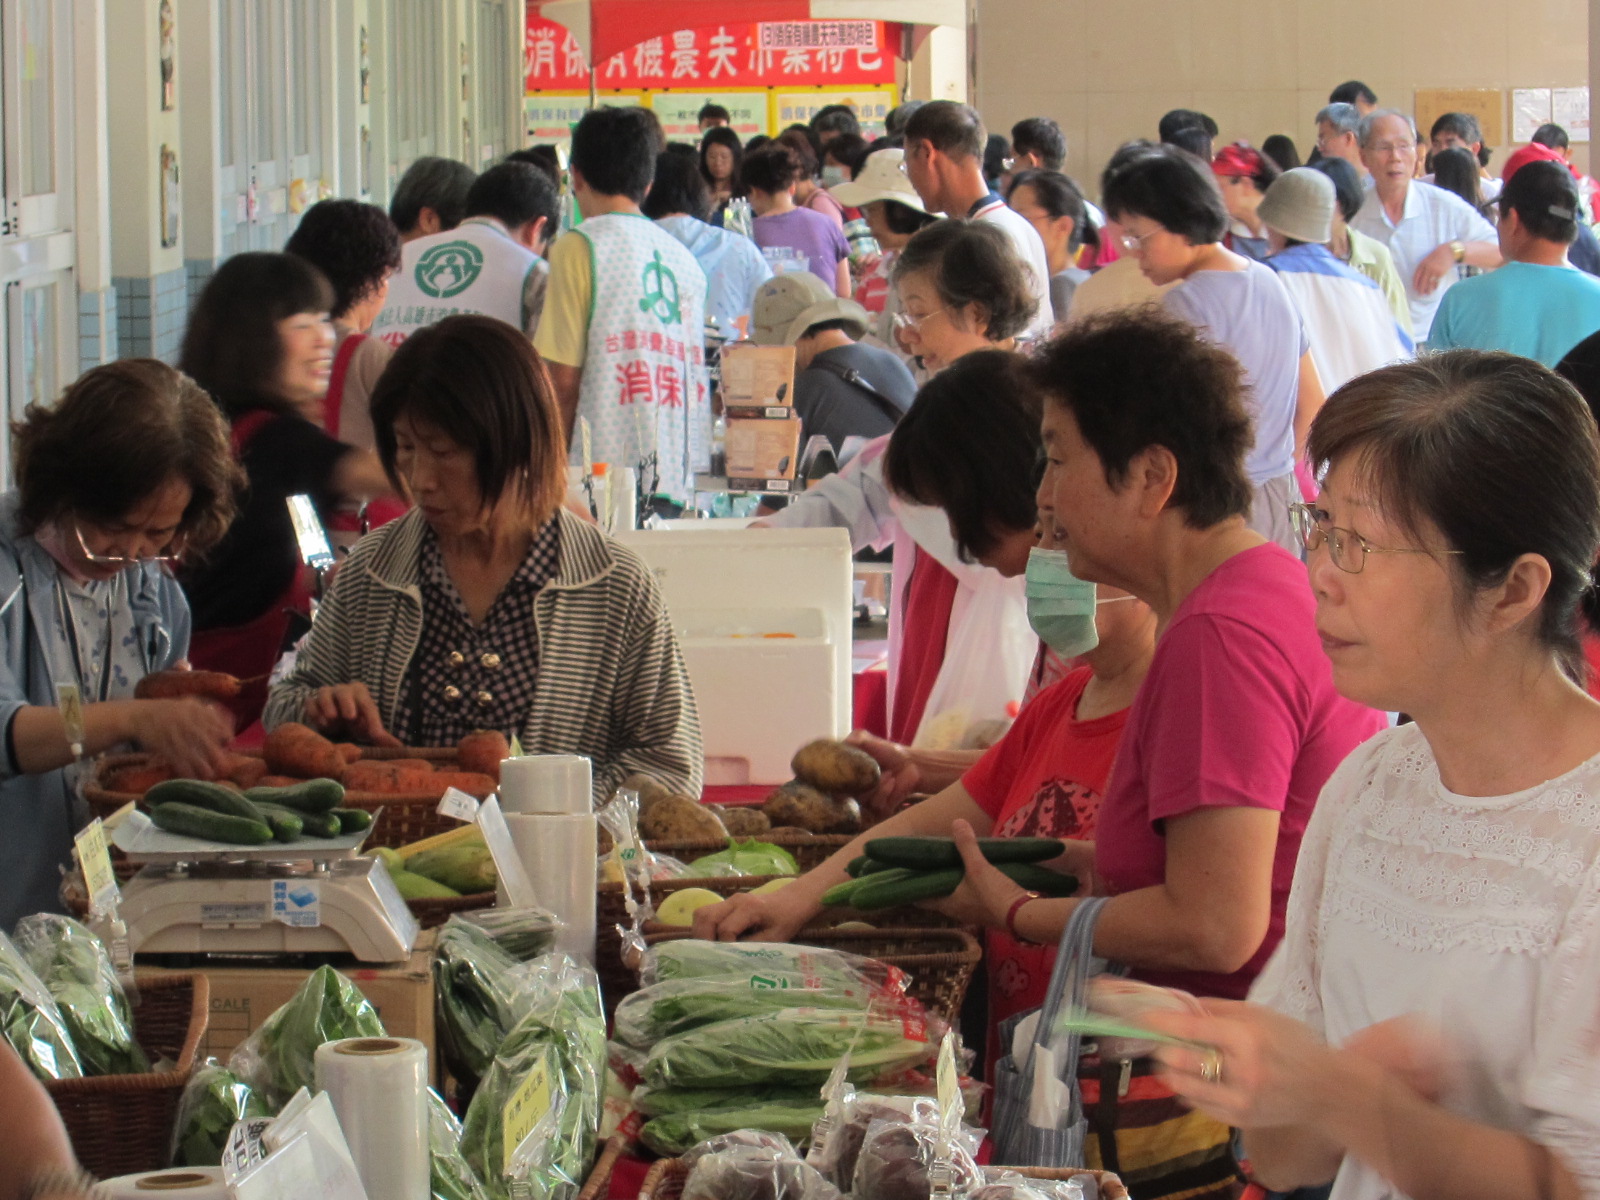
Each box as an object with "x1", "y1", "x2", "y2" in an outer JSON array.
[{"x1": 614, "y1": 528, "x2": 853, "y2": 784}]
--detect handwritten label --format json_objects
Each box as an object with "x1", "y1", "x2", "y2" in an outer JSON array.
[
  {"x1": 56, "y1": 683, "x2": 86, "y2": 754},
  {"x1": 437, "y1": 786, "x2": 481, "y2": 823},
  {"x1": 73, "y1": 819, "x2": 118, "y2": 916},
  {"x1": 501, "y1": 1056, "x2": 553, "y2": 1171}
]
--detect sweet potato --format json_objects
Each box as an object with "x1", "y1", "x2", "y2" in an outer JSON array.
[
  {"x1": 105, "y1": 763, "x2": 174, "y2": 795},
  {"x1": 135, "y1": 669, "x2": 243, "y2": 701},
  {"x1": 456, "y1": 731, "x2": 509, "y2": 781},
  {"x1": 258, "y1": 775, "x2": 300, "y2": 788},
  {"x1": 224, "y1": 755, "x2": 268, "y2": 789},
  {"x1": 428, "y1": 771, "x2": 498, "y2": 799},
  {"x1": 337, "y1": 744, "x2": 364, "y2": 764},
  {"x1": 263, "y1": 722, "x2": 345, "y2": 779}
]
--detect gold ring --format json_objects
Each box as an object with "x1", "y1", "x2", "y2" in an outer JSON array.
[{"x1": 1199, "y1": 1049, "x2": 1223, "y2": 1085}]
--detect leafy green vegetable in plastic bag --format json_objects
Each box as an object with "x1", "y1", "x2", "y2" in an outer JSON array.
[
  {"x1": 0, "y1": 929, "x2": 81, "y2": 1081},
  {"x1": 434, "y1": 919, "x2": 526, "y2": 1088},
  {"x1": 639, "y1": 940, "x2": 905, "y2": 995},
  {"x1": 639, "y1": 1097, "x2": 829, "y2": 1156},
  {"x1": 614, "y1": 978, "x2": 878, "y2": 1050},
  {"x1": 461, "y1": 954, "x2": 605, "y2": 1200},
  {"x1": 15, "y1": 914, "x2": 146, "y2": 1076},
  {"x1": 170, "y1": 1059, "x2": 268, "y2": 1166},
  {"x1": 631, "y1": 1084, "x2": 821, "y2": 1117},
  {"x1": 683, "y1": 839, "x2": 799, "y2": 878},
  {"x1": 454, "y1": 906, "x2": 560, "y2": 963},
  {"x1": 228, "y1": 964, "x2": 384, "y2": 1109},
  {"x1": 429, "y1": 1086, "x2": 488, "y2": 1200},
  {"x1": 643, "y1": 1003, "x2": 934, "y2": 1091}
]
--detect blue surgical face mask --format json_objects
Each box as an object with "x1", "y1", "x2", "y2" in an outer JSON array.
[
  {"x1": 820, "y1": 165, "x2": 848, "y2": 188},
  {"x1": 1025, "y1": 548, "x2": 1100, "y2": 656}
]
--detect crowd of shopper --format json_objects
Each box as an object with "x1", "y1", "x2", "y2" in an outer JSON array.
[{"x1": 10, "y1": 77, "x2": 1600, "y2": 1200}]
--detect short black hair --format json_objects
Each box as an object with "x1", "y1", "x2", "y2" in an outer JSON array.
[
  {"x1": 825, "y1": 133, "x2": 869, "y2": 172},
  {"x1": 1010, "y1": 118, "x2": 1068, "y2": 171},
  {"x1": 1102, "y1": 145, "x2": 1228, "y2": 245},
  {"x1": 983, "y1": 134, "x2": 1011, "y2": 186},
  {"x1": 1032, "y1": 309, "x2": 1254, "y2": 529},
  {"x1": 1500, "y1": 159, "x2": 1581, "y2": 244},
  {"x1": 741, "y1": 145, "x2": 801, "y2": 195},
  {"x1": 893, "y1": 219, "x2": 1037, "y2": 341},
  {"x1": 389, "y1": 156, "x2": 476, "y2": 235},
  {"x1": 641, "y1": 151, "x2": 711, "y2": 222},
  {"x1": 570, "y1": 106, "x2": 657, "y2": 202},
  {"x1": 1431, "y1": 111, "x2": 1483, "y2": 147},
  {"x1": 811, "y1": 105, "x2": 860, "y2": 139},
  {"x1": 503, "y1": 146, "x2": 561, "y2": 189},
  {"x1": 882, "y1": 349, "x2": 1042, "y2": 561},
  {"x1": 1330, "y1": 80, "x2": 1378, "y2": 107},
  {"x1": 284, "y1": 199, "x2": 402, "y2": 321},
  {"x1": 1262, "y1": 134, "x2": 1301, "y2": 172},
  {"x1": 698, "y1": 103, "x2": 731, "y2": 125},
  {"x1": 1100, "y1": 140, "x2": 1158, "y2": 197},
  {"x1": 1159, "y1": 108, "x2": 1217, "y2": 142},
  {"x1": 1430, "y1": 147, "x2": 1483, "y2": 210},
  {"x1": 1166, "y1": 125, "x2": 1214, "y2": 162},
  {"x1": 1533, "y1": 123, "x2": 1571, "y2": 152},
  {"x1": 884, "y1": 101, "x2": 923, "y2": 137},
  {"x1": 1007, "y1": 169, "x2": 1089, "y2": 252},
  {"x1": 905, "y1": 101, "x2": 985, "y2": 161},
  {"x1": 1312, "y1": 155, "x2": 1364, "y2": 223},
  {"x1": 777, "y1": 129, "x2": 821, "y2": 180},
  {"x1": 465, "y1": 162, "x2": 560, "y2": 235}
]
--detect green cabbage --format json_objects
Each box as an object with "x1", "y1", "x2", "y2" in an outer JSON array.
[{"x1": 684, "y1": 839, "x2": 799, "y2": 878}]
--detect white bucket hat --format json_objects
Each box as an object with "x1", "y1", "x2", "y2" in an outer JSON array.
[
  {"x1": 1258, "y1": 167, "x2": 1337, "y2": 245},
  {"x1": 828, "y1": 148, "x2": 940, "y2": 214}
]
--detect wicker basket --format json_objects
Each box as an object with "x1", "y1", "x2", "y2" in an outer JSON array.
[
  {"x1": 638, "y1": 1158, "x2": 1127, "y2": 1199},
  {"x1": 46, "y1": 972, "x2": 209, "y2": 1179},
  {"x1": 407, "y1": 890, "x2": 496, "y2": 929},
  {"x1": 575, "y1": 1134, "x2": 628, "y2": 1200},
  {"x1": 643, "y1": 926, "x2": 982, "y2": 1022},
  {"x1": 644, "y1": 832, "x2": 855, "y2": 872}
]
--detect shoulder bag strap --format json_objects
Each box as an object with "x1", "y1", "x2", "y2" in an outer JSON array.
[{"x1": 806, "y1": 356, "x2": 907, "y2": 426}]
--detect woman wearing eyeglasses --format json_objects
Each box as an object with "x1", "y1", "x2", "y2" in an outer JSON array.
[
  {"x1": 0, "y1": 359, "x2": 244, "y2": 927},
  {"x1": 1104, "y1": 145, "x2": 1326, "y2": 555},
  {"x1": 1138, "y1": 352, "x2": 1600, "y2": 1200}
]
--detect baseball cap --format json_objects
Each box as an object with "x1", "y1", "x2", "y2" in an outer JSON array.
[
  {"x1": 751, "y1": 273, "x2": 870, "y2": 346},
  {"x1": 1501, "y1": 141, "x2": 1578, "y2": 186},
  {"x1": 1258, "y1": 168, "x2": 1337, "y2": 244},
  {"x1": 828, "y1": 148, "x2": 937, "y2": 213}
]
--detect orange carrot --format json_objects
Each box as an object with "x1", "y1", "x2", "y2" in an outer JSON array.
[
  {"x1": 337, "y1": 744, "x2": 364, "y2": 764},
  {"x1": 106, "y1": 763, "x2": 174, "y2": 795},
  {"x1": 428, "y1": 771, "x2": 498, "y2": 799},
  {"x1": 135, "y1": 669, "x2": 243, "y2": 701},
  {"x1": 456, "y1": 731, "x2": 509, "y2": 782},
  {"x1": 224, "y1": 756, "x2": 268, "y2": 789},
  {"x1": 263, "y1": 722, "x2": 345, "y2": 779}
]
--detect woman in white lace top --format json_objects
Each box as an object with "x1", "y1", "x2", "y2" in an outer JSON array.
[{"x1": 1144, "y1": 351, "x2": 1600, "y2": 1200}]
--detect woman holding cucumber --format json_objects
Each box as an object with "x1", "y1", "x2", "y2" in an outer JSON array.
[{"x1": 0, "y1": 359, "x2": 244, "y2": 927}]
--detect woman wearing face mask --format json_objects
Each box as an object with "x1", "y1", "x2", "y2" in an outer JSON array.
[
  {"x1": 178, "y1": 252, "x2": 395, "y2": 729},
  {"x1": 696, "y1": 350, "x2": 1158, "y2": 1077}
]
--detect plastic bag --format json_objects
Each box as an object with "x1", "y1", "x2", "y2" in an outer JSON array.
[
  {"x1": 613, "y1": 974, "x2": 883, "y2": 1050},
  {"x1": 461, "y1": 954, "x2": 605, "y2": 1200},
  {"x1": 0, "y1": 929, "x2": 81, "y2": 1080},
  {"x1": 807, "y1": 1093, "x2": 938, "y2": 1190},
  {"x1": 228, "y1": 964, "x2": 384, "y2": 1110},
  {"x1": 974, "y1": 1171, "x2": 1088, "y2": 1200},
  {"x1": 643, "y1": 1002, "x2": 935, "y2": 1091},
  {"x1": 596, "y1": 790, "x2": 655, "y2": 961},
  {"x1": 850, "y1": 1116, "x2": 983, "y2": 1200},
  {"x1": 170, "y1": 1059, "x2": 268, "y2": 1166},
  {"x1": 433, "y1": 917, "x2": 532, "y2": 1087},
  {"x1": 680, "y1": 1142, "x2": 843, "y2": 1200},
  {"x1": 428, "y1": 1086, "x2": 488, "y2": 1200},
  {"x1": 453, "y1": 906, "x2": 562, "y2": 963},
  {"x1": 681, "y1": 1129, "x2": 798, "y2": 1166},
  {"x1": 633, "y1": 1084, "x2": 822, "y2": 1118},
  {"x1": 683, "y1": 840, "x2": 799, "y2": 878},
  {"x1": 14, "y1": 913, "x2": 146, "y2": 1076},
  {"x1": 639, "y1": 1097, "x2": 828, "y2": 1157},
  {"x1": 639, "y1": 940, "x2": 906, "y2": 996}
]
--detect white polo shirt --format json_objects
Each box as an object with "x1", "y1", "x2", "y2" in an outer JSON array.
[
  {"x1": 1351, "y1": 180, "x2": 1497, "y2": 340},
  {"x1": 971, "y1": 193, "x2": 1057, "y2": 337}
]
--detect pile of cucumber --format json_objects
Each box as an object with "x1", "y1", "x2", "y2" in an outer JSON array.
[
  {"x1": 821, "y1": 835, "x2": 1077, "y2": 910},
  {"x1": 144, "y1": 778, "x2": 373, "y2": 846}
]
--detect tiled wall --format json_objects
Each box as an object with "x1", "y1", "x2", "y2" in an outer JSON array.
[
  {"x1": 77, "y1": 288, "x2": 118, "y2": 374},
  {"x1": 113, "y1": 267, "x2": 190, "y2": 362},
  {"x1": 976, "y1": 0, "x2": 1590, "y2": 198}
]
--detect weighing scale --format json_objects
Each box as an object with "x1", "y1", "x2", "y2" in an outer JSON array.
[{"x1": 112, "y1": 811, "x2": 420, "y2": 964}]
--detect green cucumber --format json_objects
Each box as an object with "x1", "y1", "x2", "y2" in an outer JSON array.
[
  {"x1": 844, "y1": 855, "x2": 870, "y2": 878},
  {"x1": 332, "y1": 808, "x2": 373, "y2": 834},
  {"x1": 256, "y1": 807, "x2": 304, "y2": 843},
  {"x1": 254, "y1": 801, "x2": 339, "y2": 839},
  {"x1": 864, "y1": 835, "x2": 1066, "y2": 870},
  {"x1": 997, "y1": 862, "x2": 1078, "y2": 896},
  {"x1": 849, "y1": 867, "x2": 964, "y2": 911},
  {"x1": 821, "y1": 878, "x2": 863, "y2": 906},
  {"x1": 244, "y1": 778, "x2": 345, "y2": 814},
  {"x1": 149, "y1": 802, "x2": 273, "y2": 846},
  {"x1": 146, "y1": 779, "x2": 265, "y2": 825}
]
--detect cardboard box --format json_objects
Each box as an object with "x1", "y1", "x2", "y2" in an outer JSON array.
[
  {"x1": 725, "y1": 416, "x2": 802, "y2": 490},
  {"x1": 141, "y1": 934, "x2": 435, "y2": 1071},
  {"x1": 721, "y1": 344, "x2": 796, "y2": 417}
]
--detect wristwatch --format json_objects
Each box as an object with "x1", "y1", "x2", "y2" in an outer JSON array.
[{"x1": 1450, "y1": 240, "x2": 1466, "y2": 264}]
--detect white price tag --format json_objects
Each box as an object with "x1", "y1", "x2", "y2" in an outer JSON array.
[{"x1": 437, "y1": 786, "x2": 481, "y2": 823}]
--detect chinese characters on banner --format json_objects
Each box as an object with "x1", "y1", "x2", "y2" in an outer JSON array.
[{"x1": 525, "y1": 17, "x2": 897, "y2": 92}]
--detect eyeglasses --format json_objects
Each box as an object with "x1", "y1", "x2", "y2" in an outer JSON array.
[
  {"x1": 73, "y1": 521, "x2": 184, "y2": 567},
  {"x1": 1288, "y1": 503, "x2": 1462, "y2": 574},
  {"x1": 892, "y1": 307, "x2": 947, "y2": 334},
  {"x1": 1368, "y1": 141, "x2": 1415, "y2": 156},
  {"x1": 1117, "y1": 228, "x2": 1161, "y2": 254}
]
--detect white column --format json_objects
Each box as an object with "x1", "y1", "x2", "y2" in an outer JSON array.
[{"x1": 908, "y1": 23, "x2": 968, "y2": 104}]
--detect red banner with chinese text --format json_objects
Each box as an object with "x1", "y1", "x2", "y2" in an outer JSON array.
[{"x1": 524, "y1": 15, "x2": 898, "y2": 92}]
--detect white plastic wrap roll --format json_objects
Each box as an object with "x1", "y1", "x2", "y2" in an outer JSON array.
[
  {"x1": 499, "y1": 753, "x2": 593, "y2": 815},
  {"x1": 504, "y1": 812, "x2": 598, "y2": 962},
  {"x1": 312, "y1": 1036, "x2": 430, "y2": 1200},
  {"x1": 98, "y1": 1170, "x2": 229, "y2": 1200},
  {"x1": 607, "y1": 467, "x2": 639, "y2": 533}
]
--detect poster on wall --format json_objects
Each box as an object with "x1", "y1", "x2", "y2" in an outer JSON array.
[
  {"x1": 1413, "y1": 88, "x2": 1505, "y2": 150},
  {"x1": 1512, "y1": 88, "x2": 1553, "y2": 144},
  {"x1": 651, "y1": 92, "x2": 765, "y2": 140},
  {"x1": 1554, "y1": 87, "x2": 1590, "y2": 143},
  {"x1": 159, "y1": 0, "x2": 176, "y2": 111},
  {"x1": 774, "y1": 88, "x2": 895, "y2": 138},
  {"x1": 159, "y1": 145, "x2": 180, "y2": 248},
  {"x1": 360, "y1": 26, "x2": 371, "y2": 104}
]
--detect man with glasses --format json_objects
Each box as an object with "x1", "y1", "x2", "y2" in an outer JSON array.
[
  {"x1": 902, "y1": 101, "x2": 1055, "y2": 335},
  {"x1": 1350, "y1": 109, "x2": 1499, "y2": 340},
  {"x1": 1313, "y1": 103, "x2": 1365, "y2": 177}
]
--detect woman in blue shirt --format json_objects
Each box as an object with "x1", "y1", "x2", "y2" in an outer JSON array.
[{"x1": 0, "y1": 359, "x2": 242, "y2": 926}]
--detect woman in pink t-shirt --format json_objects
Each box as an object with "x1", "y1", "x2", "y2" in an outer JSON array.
[{"x1": 938, "y1": 308, "x2": 1384, "y2": 1000}]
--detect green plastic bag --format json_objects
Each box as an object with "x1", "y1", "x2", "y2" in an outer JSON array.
[
  {"x1": 228, "y1": 964, "x2": 384, "y2": 1109},
  {"x1": 15, "y1": 914, "x2": 147, "y2": 1076},
  {"x1": 683, "y1": 839, "x2": 799, "y2": 878},
  {"x1": 613, "y1": 977, "x2": 876, "y2": 1050},
  {"x1": 0, "y1": 929, "x2": 81, "y2": 1081},
  {"x1": 170, "y1": 1059, "x2": 268, "y2": 1166}
]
